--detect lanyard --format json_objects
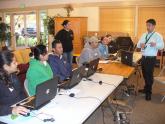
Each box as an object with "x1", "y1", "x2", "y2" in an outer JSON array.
[
  {"x1": 145, "y1": 32, "x2": 155, "y2": 44},
  {"x1": 143, "y1": 32, "x2": 155, "y2": 50}
]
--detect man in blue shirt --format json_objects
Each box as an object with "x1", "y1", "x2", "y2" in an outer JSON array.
[
  {"x1": 48, "y1": 40, "x2": 72, "y2": 82},
  {"x1": 99, "y1": 36, "x2": 109, "y2": 59},
  {"x1": 137, "y1": 19, "x2": 164, "y2": 101}
]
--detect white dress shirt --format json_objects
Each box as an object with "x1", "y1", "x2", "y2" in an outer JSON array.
[{"x1": 137, "y1": 31, "x2": 164, "y2": 56}]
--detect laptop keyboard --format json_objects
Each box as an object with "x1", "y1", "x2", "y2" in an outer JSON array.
[
  {"x1": 24, "y1": 98, "x2": 35, "y2": 107},
  {"x1": 58, "y1": 80, "x2": 70, "y2": 89},
  {"x1": 20, "y1": 96, "x2": 35, "y2": 108}
]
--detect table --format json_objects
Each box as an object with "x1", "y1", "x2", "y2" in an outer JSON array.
[
  {"x1": 99, "y1": 63, "x2": 134, "y2": 78},
  {"x1": 99, "y1": 52, "x2": 142, "y2": 78},
  {"x1": 0, "y1": 73, "x2": 123, "y2": 124}
]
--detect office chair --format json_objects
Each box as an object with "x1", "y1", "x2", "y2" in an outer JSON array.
[{"x1": 116, "y1": 37, "x2": 134, "y2": 51}]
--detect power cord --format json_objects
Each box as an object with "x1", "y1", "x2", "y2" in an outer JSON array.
[
  {"x1": 58, "y1": 93, "x2": 102, "y2": 103},
  {"x1": 85, "y1": 78, "x2": 134, "y2": 123},
  {"x1": 84, "y1": 78, "x2": 124, "y2": 122},
  {"x1": 30, "y1": 111, "x2": 55, "y2": 123},
  {"x1": 84, "y1": 78, "x2": 118, "y2": 88}
]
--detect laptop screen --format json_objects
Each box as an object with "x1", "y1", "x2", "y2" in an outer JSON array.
[{"x1": 121, "y1": 50, "x2": 133, "y2": 66}]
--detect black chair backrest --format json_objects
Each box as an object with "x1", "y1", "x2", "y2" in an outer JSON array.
[
  {"x1": 116, "y1": 37, "x2": 134, "y2": 51},
  {"x1": 108, "y1": 40, "x2": 118, "y2": 54}
]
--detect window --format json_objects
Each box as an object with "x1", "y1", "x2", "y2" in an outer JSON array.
[
  {"x1": 39, "y1": 10, "x2": 48, "y2": 46},
  {"x1": 4, "y1": 10, "x2": 47, "y2": 49},
  {"x1": 4, "y1": 14, "x2": 11, "y2": 47},
  {"x1": 13, "y1": 12, "x2": 37, "y2": 47}
]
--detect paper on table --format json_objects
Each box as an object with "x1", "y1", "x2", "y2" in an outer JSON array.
[
  {"x1": 58, "y1": 89, "x2": 81, "y2": 95},
  {"x1": 99, "y1": 60, "x2": 110, "y2": 64}
]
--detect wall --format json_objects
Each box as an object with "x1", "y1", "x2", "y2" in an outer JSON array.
[{"x1": 48, "y1": 7, "x2": 99, "y2": 31}]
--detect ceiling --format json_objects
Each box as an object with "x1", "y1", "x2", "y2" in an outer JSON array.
[{"x1": 0, "y1": 0, "x2": 165, "y2": 11}]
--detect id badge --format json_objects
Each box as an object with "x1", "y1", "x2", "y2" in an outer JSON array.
[{"x1": 9, "y1": 87, "x2": 14, "y2": 92}]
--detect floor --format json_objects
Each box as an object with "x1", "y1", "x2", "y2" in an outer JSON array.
[{"x1": 85, "y1": 67, "x2": 165, "y2": 124}]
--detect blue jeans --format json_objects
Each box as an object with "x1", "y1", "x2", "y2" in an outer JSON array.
[{"x1": 63, "y1": 51, "x2": 73, "y2": 64}]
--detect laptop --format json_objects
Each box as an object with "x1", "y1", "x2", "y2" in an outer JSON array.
[
  {"x1": 59, "y1": 66, "x2": 85, "y2": 89},
  {"x1": 109, "y1": 50, "x2": 122, "y2": 61},
  {"x1": 83, "y1": 58, "x2": 100, "y2": 77},
  {"x1": 121, "y1": 50, "x2": 133, "y2": 66},
  {"x1": 13, "y1": 77, "x2": 58, "y2": 110}
]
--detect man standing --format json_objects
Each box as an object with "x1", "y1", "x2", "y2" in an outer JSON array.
[
  {"x1": 55, "y1": 20, "x2": 74, "y2": 64},
  {"x1": 137, "y1": 19, "x2": 164, "y2": 101}
]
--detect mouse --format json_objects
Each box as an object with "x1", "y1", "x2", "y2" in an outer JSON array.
[
  {"x1": 43, "y1": 118, "x2": 55, "y2": 122},
  {"x1": 99, "y1": 81, "x2": 103, "y2": 85},
  {"x1": 69, "y1": 93, "x2": 75, "y2": 97},
  {"x1": 20, "y1": 112, "x2": 30, "y2": 117}
]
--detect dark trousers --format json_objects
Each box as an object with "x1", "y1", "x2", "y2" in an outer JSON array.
[
  {"x1": 141, "y1": 56, "x2": 156, "y2": 95},
  {"x1": 63, "y1": 51, "x2": 73, "y2": 65}
]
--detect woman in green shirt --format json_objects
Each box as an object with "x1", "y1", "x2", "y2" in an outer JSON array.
[{"x1": 26, "y1": 45, "x2": 53, "y2": 96}]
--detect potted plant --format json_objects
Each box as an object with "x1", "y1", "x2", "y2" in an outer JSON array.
[
  {"x1": 64, "y1": 5, "x2": 74, "y2": 17},
  {"x1": 43, "y1": 16, "x2": 55, "y2": 35},
  {"x1": 42, "y1": 16, "x2": 56, "y2": 51},
  {"x1": 0, "y1": 22, "x2": 11, "y2": 50}
]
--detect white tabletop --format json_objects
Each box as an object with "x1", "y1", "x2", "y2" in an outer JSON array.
[
  {"x1": 0, "y1": 73, "x2": 123, "y2": 124},
  {"x1": 133, "y1": 52, "x2": 142, "y2": 63},
  {"x1": 99, "y1": 52, "x2": 142, "y2": 64}
]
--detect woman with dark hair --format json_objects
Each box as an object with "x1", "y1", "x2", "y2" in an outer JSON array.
[
  {"x1": 55, "y1": 20, "x2": 74, "y2": 64},
  {"x1": 26, "y1": 44, "x2": 53, "y2": 96},
  {"x1": 0, "y1": 50, "x2": 29, "y2": 116}
]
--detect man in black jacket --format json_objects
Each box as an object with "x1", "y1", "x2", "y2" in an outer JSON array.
[{"x1": 55, "y1": 20, "x2": 74, "y2": 64}]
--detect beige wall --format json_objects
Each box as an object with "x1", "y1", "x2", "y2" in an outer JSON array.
[{"x1": 48, "y1": 7, "x2": 99, "y2": 31}]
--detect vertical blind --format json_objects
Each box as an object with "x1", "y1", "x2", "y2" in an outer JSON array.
[
  {"x1": 138, "y1": 7, "x2": 165, "y2": 39},
  {"x1": 100, "y1": 7, "x2": 135, "y2": 38}
]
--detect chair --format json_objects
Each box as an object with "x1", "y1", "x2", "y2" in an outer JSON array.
[
  {"x1": 24, "y1": 79, "x2": 30, "y2": 96},
  {"x1": 154, "y1": 66, "x2": 165, "y2": 102},
  {"x1": 156, "y1": 50, "x2": 164, "y2": 69},
  {"x1": 116, "y1": 37, "x2": 134, "y2": 51}
]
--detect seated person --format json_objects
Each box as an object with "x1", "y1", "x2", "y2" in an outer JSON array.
[
  {"x1": 0, "y1": 50, "x2": 29, "y2": 116},
  {"x1": 106, "y1": 34, "x2": 118, "y2": 54},
  {"x1": 98, "y1": 36, "x2": 109, "y2": 59},
  {"x1": 106, "y1": 34, "x2": 112, "y2": 44},
  {"x1": 48, "y1": 40, "x2": 72, "y2": 82},
  {"x1": 78, "y1": 36, "x2": 101, "y2": 66},
  {"x1": 26, "y1": 45, "x2": 53, "y2": 96}
]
